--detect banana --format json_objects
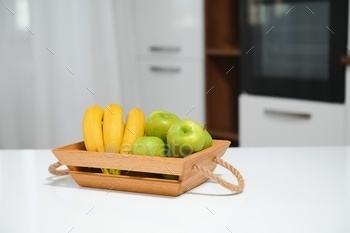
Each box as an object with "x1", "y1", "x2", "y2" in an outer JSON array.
[
  {"x1": 82, "y1": 105, "x2": 109, "y2": 174},
  {"x1": 103, "y1": 104, "x2": 124, "y2": 175},
  {"x1": 121, "y1": 108, "x2": 146, "y2": 154},
  {"x1": 103, "y1": 104, "x2": 124, "y2": 153},
  {"x1": 83, "y1": 105, "x2": 104, "y2": 152}
]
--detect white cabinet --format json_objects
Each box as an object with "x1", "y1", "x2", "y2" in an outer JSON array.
[
  {"x1": 137, "y1": 60, "x2": 205, "y2": 124},
  {"x1": 133, "y1": 0, "x2": 205, "y2": 123},
  {"x1": 239, "y1": 94, "x2": 346, "y2": 147},
  {"x1": 133, "y1": 0, "x2": 204, "y2": 59}
]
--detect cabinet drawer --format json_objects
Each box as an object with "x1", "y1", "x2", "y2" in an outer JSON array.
[
  {"x1": 133, "y1": 0, "x2": 204, "y2": 59},
  {"x1": 239, "y1": 94, "x2": 346, "y2": 147},
  {"x1": 137, "y1": 60, "x2": 204, "y2": 124}
]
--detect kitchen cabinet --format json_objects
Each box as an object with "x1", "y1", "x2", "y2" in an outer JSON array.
[
  {"x1": 133, "y1": 0, "x2": 204, "y2": 59},
  {"x1": 133, "y1": 0, "x2": 205, "y2": 124},
  {"x1": 137, "y1": 60, "x2": 204, "y2": 123},
  {"x1": 239, "y1": 94, "x2": 346, "y2": 147}
]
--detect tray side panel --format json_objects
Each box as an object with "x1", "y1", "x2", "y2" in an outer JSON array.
[
  {"x1": 56, "y1": 141, "x2": 86, "y2": 150},
  {"x1": 52, "y1": 149, "x2": 185, "y2": 175},
  {"x1": 70, "y1": 171, "x2": 182, "y2": 196},
  {"x1": 177, "y1": 140, "x2": 229, "y2": 192},
  {"x1": 179, "y1": 162, "x2": 217, "y2": 195},
  {"x1": 181, "y1": 140, "x2": 230, "y2": 179}
]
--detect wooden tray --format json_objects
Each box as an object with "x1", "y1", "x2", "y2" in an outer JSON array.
[{"x1": 51, "y1": 140, "x2": 244, "y2": 196}]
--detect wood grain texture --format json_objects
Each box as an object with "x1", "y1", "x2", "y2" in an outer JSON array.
[
  {"x1": 205, "y1": 0, "x2": 240, "y2": 146},
  {"x1": 205, "y1": 57, "x2": 239, "y2": 143},
  {"x1": 52, "y1": 140, "x2": 231, "y2": 196},
  {"x1": 205, "y1": 0, "x2": 239, "y2": 49},
  {"x1": 70, "y1": 171, "x2": 182, "y2": 196}
]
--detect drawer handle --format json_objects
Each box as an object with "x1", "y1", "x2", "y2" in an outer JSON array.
[
  {"x1": 150, "y1": 66, "x2": 181, "y2": 73},
  {"x1": 150, "y1": 46, "x2": 180, "y2": 53},
  {"x1": 264, "y1": 109, "x2": 311, "y2": 119}
]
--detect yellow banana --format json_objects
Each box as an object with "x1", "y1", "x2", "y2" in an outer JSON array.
[
  {"x1": 103, "y1": 104, "x2": 124, "y2": 153},
  {"x1": 103, "y1": 104, "x2": 124, "y2": 175},
  {"x1": 121, "y1": 107, "x2": 146, "y2": 154},
  {"x1": 82, "y1": 105, "x2": 110, "y2": 174},
  {"x1": 83, "y1": 105, "x2": 104, "y2": 152}
]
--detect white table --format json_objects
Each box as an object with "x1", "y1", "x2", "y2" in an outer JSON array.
[{"x1": 1, "y1": 147, "x2": 349, "y2": 233}]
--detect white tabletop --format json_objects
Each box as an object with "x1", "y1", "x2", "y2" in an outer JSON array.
[{"x1": 1, "y1": 147, "x2": 349, "y2": 233}]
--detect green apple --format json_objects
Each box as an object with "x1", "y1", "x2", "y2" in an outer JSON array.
[
  {"x1": 145, "y1": 110, "x2": 180, "y2": 142},
  {"x1": 131, "y1": 136, "x2": 166, "y2": 157},
  {"x1": 203, "y1": 129, "x2": 213, "y2": 149},
  {"x1": 167, "y1": 119, "x2": 205, "y2": 158}
]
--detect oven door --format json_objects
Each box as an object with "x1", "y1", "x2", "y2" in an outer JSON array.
[{"x1": 240, "y1": 0, "x2": 348, "y2": 103}]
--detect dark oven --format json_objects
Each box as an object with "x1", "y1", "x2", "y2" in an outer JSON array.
[{"x1": 240, "y1": 0, "x2": 348, "y2": 103}]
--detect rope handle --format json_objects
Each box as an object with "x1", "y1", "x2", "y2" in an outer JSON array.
[
  {"x1": 48, "y1": 161, "x2": 69, "y2": 176},
  {"x1": 194, "y1": 157, "x2": 245, "y2": 194}
]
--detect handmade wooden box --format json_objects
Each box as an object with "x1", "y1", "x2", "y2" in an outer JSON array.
[{"x1": 52, "y1": 140, "x2": 242, "y2": 196}]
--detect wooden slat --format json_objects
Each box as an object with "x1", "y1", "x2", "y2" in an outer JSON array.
[
  {"x1": 57, "y1": 141, "x2": 85, "y2": 150},
  {"x1": 70, "y1": 171, "x2": 182, "y2": 196},
  {"x1": 53, "y1": 149, "x2": 185, "y2": 175}
]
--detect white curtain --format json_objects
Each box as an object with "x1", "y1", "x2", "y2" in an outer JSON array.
[{"x1": 0, "y1": 0, "x2": 126, "y2": 148}]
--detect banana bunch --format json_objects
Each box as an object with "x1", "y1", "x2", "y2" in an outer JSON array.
[{"x1": 82, "y1": 104, "x2": 145, "y2": 175}]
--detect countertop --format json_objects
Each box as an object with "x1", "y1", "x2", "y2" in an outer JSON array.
[{"x1": 1, "y1": 147, "x2": 349, "y2": 233}]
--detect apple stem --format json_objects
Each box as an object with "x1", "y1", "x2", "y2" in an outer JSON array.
[{"x1": 203, "y1": 123, "x2": 207, "y2": 131}]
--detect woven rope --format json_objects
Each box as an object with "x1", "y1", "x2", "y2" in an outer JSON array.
[
  {"x1": 194, "y1": 157, "x2": 245, "y2": 194},
  {"x1": 48, "y1": 161, "x2": 69, "y2": 176}
]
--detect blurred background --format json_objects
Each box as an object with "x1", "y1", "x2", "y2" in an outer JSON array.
[
  {"x1": 1, "y1": 0, "x2": 350, "y2": 149},
  {"x1": 1, "y1": 0, "x2": 204, "y2": 149},
  {"x1": 1, "y1": 0, "x2": 127, "y2": 148}
]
